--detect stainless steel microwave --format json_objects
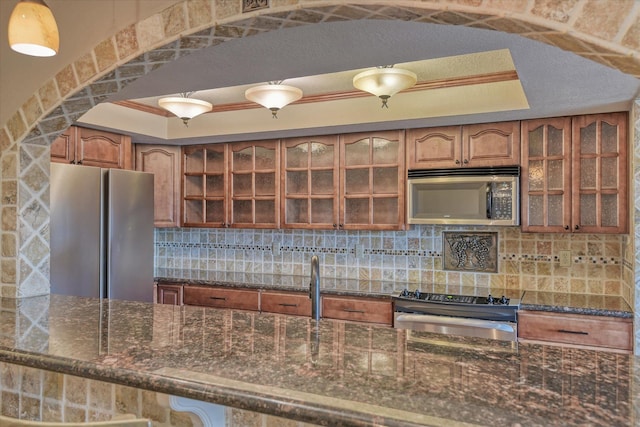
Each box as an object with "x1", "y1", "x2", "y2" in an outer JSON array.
[{"x1": 407, "y1": 166, "x2": 520, "y2": 226}]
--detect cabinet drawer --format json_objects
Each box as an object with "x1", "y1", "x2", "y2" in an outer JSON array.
[
  {"x1": 183, "y1": 286, "x2": 259, "y2": 311},
  {"x1": 261, "y1": 291, "x2": 311, "y2": 316},
  {"x1": 156, "y1": 283, "x2": 183, "y2": 305},
  {"x1": 518, "y1": 310, "x2": 632, "y2": 352},
  {"x1": 322, "y1": 296, "x2": 392, "y2": 325}
]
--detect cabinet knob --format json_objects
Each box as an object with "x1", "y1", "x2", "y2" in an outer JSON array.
[
  {"x1": 463, "y1": 159, "x2": 469, "y2": 164},
  {"x1": 564, "y1": 225, "x2": 569, "y2": 230},
  {"x1": 339, "y1": 224, "x2": 344, "y2": 228},
  {"x1": 575, "y1": 225, "x2": 580, "y2": 230},
  {"x1": 455, "y1": 159, "x2": 460, "y2": 165},
  {"x1": 333, "y1": 224, "x2": 337, "y2": 228}
]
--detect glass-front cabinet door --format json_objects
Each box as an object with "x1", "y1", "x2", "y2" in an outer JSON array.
[
  {"x1": 229, "y1": 140, "x2": 280, "y2": 228},
  {"x1": 572, "y1": 113, "x2": 627, "y2": 233},
  {"x1": 521, "y1": 118, "x2": 572, "y2": 232},
  {"x1": 339, "y1": 131, "x2": 405, "y2": 230},
  {"x1": 182, "y1": 144, "x2": 228, "y2": 227},
  {"x1": 281, "y1": 136, "x2": 339, "y2": 229}
]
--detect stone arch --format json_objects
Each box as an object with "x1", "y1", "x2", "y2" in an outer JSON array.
[{"x1": 0, "y1": 0, "x2": 638, "y2": 298}]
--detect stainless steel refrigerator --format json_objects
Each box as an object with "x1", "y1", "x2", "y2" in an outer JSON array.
[{"x1": 50, "y1": 163, "x2": 154, "y2": 302}]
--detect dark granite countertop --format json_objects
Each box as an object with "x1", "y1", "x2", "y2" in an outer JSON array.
[
  {"x1": 0, "y1": 295, "x2": 637, "y2": 427},
  {"x1": 155, "y1": 269, "x2": 633, "y2": 317}
]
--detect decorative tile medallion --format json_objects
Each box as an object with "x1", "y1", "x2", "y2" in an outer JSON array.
[
  {"x1": 243, "y1": 0, "x2": 269, "y2": 13},
  {"x1": 443, "y1": 232, "x2": 498, "y2": 273}
]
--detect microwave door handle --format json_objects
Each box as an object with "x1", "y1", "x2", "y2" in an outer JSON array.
[{"x1": 486, "y1": 184, "x2": 493, "y2": 219}]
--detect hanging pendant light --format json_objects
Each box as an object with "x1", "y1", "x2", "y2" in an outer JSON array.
[
  {"x1": 353, "y1": 66, "x2": 417, "y2": 108},
  {"x1": 8, "y1": 0, "x2": 60, "y2": 57},
  {"x1": 245, "y1": 81, "x2": 303, "y2": 118},
  {"x1": 158, "y1": 92, "x2": 212, "y2": 127}
]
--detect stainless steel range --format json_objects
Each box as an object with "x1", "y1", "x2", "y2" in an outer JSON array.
[{"x1": 393, "y1": 289, "x2": 521, "y2": 342}]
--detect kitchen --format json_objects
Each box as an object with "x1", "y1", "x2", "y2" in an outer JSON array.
[{"x1": 1, "y1": 1, "x2": 639, "y2": 426}]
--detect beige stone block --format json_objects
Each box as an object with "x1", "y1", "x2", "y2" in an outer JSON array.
[
  {"x1": 74, "y1": 52, "x2": 97, "y2": 84},
  {"x1": 484, "y1": 0, "x2": 528, "y2": 13},
  {"x1": 214, "y1": 0, "x2": 242, "y2": 20},
  {"x1": 536, "y1": 262, "x2": 551, "y2": 276},
  {"x1": 0, "y1": 128, "x2": 11, "y2": 152},
  {"x1": 64, "y1": 375, "x2": 89, "y2": 405},
  {"x1": 2, "y1": 154, "x2": 17, "y2": 179},
  {"x1": 188, "y1": 0, "x2": 213, "y2": 28},
  {"x1": 115, "y1": 385, "x2": 140, "y2": 415},
  {"x1": 587, "y1": 279, "x2": 604, "y2": 294},
  {"x1": 94, "y1": 38, "x2": 117, "y2": 72},
  {"x1": 2, "y1": 181, "x2": 17, "y2": 205},
  {"x1": 115, "y1": 24, "x2": 139, "y2": 60},
  {"x1": 0, "y1": 285, "x2": 16, "y2": 297},
  {"x1": 622, "y1": 16, "x2": 640, "y2": 51},
  {"x1": 2, "y1": 207, "x2": 16, "y2": 231},
  {"x1": 1, "y1": 259, "x2": 16, "y2": 284},
  {"x1": 55, "y1": 65, "x2": 78, "y2": 98},
  {"x1": 162, "y1": 3, "x2": 187, "y2": 38},
  {"x1": 43, "y1": 370, "x2": 63, "y2": 401},
  {"x1": 2, "y1": 233, "x2": 16, "y2": 257},
  {"x1": 574, "y1": 0, "x2": 636, "y2": 42},
  {"x1": 604, "y1": 280, "x2": 621, "y2": 295},
  {"x1": 38, "y1": 79, "x2": 60, "y2": 112},
  {"x1": 7, "y1": 111, "x2": 26, "y2": 143},
  {"x1": 531, "y1": 0, "x2": 578, "y2": 23},
  {"x1": 21, "y1": 96, "x2": 43, "y2": 129}
]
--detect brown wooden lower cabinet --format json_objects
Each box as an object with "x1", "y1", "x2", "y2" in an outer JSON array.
[
  {"x1": 156, "y1": 283, "x2": 183, "y2": 305},
  {"x1": 517, "y1": 310, "x2": 633, "y2": 353},
  {"x1": 321, "y1": 295, "x2": 392, "y2": 325},
  {"x1": 261, "y1": 291, "x2": 312, "y2": 316},
  {"x1": 183, "y1": 286, "x2": 260, "y2": 311}
]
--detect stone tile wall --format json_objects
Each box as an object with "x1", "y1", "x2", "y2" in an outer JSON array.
[{"x1": 155, "y1": 226, "x2": 626, "y2": 297}]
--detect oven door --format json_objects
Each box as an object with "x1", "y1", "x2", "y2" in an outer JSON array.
[{"x1": 394, "y1": 312, "x2": 518, "y2": 342}]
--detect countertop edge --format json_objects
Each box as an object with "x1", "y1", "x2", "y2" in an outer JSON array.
[
  {"x1": 518, "y1": 303, "x2": 633, "y2": 319},
  {"x1": 0, "y1": 348, "x2": 435, "y2": 427}
]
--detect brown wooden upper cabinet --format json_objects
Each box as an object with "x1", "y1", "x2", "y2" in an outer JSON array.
[
  {"x1": 181, "y1": 140, "x2": 280, "y2": 228},
  {"x1": 521, "y1": 112, "x2": 627, "y2": 233},
  {"x1": 135, "y1": 145, "x2": 181, "y2": 228},
  {"x1": 340, "y1": 131, "x2": 405, "y2": 230},
  {"x1": 182, "y1": 144, "x2": 228, "y2": 227},
  {"x1": 281, "y1": 135, "x2": 339, "y2": 229},
  {"x1": 229, "y1": 140, "x2": 280, "y2": 228},
  {"x1": 281, "y1": 131, "x2": 406, "y2": 230},
  {"x1": 406, "y1": 122, "x2": 520, "y2": 169},
  {"x1": 51, "y1": 126, "x2": 132, "y2": 169}
]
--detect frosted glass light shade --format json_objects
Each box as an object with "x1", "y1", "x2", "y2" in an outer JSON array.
[
  {"x1": 353, "y1": 67, "x2": 417, "y2": 107},
  {"x1": 158, "y1": 96, "x2": 212, "y2": 126},
  {"x1": 8, "y1": 0, "x2": 59, "y2": 57},
  {"x1": 245, "y1": 84, "x2": 303, "y2": 118}
]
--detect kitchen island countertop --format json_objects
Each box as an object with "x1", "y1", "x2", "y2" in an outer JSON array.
[{"x1": 0, "y1": 294, "x2": 637, "y2": 427}]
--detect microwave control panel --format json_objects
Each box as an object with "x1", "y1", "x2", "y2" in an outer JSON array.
[{"x1": 489, "y1": 182, "x2": 513, "y2": 220}]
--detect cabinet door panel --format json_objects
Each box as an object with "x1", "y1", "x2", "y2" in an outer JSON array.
[
  {"x1": 51, "y1": 127, "x2": 77, "y2": 164},
  {"x1": 406, "y1": 126, "x2": 461, "y2": 169},
  {"x1": 157, "y1": 284, "x2": 183, "y2": 305},
  {"x1": 183, "y1": 287, "x2": 259, "y2": 311},
  {"x1": 229, "y1": 140, "x2": 280, "y2": 228},
  {"x1": 135, "y1": 145, "x2": 181, "y2": 228},
  {"x1": 463, "y1": 121, "x2": 520, "y2": 167},
  {"x1": 521, "y1": 118, "x2": 572, "y2": 232},
  {"x1": 77, "y1": 128, "x2": 132, "y2": 169},
  {"x1": 182, "y1": 144, "x2": 228, "y2": 228},
  {"x1": 340, "y1": 131, "x2": 405, "y2": 230},
  {"x1": 281, "y1": 136, "x2": 338, "y2": 229},
  {"x1": 322, "y1": 296, "x2": 392, "y2": 325},
  {"x1": 572, "y1": 113, "x2": 627, "y2": 233}
]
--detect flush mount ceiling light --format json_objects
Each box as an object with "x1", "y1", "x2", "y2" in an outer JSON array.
[
  {"x1": 8, "y1": 0, "x2": 60, "y2": 57},
  {"x1": 353, "y1": 66, "x2": 417, "y2": 108},
  {"x1": 245, "y1": 82, "x2": 303, "y2": 118},
  {"x1": 158, "y1": 92, "x2": 212, "y2": 127}
]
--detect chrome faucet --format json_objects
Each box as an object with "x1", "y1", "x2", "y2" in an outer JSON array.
[{"x1": 309, "y1": 255, "x2": 320, "y2": 321}]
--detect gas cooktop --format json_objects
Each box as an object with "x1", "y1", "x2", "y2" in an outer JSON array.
[{"x1": 393, "y1": 289, "x2": 521, "y2": 323}]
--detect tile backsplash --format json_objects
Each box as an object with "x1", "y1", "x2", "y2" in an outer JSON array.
[{"x1": 155, "y1": 226, "x2": 627, "y2": 298}]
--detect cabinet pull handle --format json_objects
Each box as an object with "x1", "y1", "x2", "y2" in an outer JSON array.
[
  {"x1": 209, "y1": 296, "x2": 227, "y2": 301},
  {"x1": 574, "y1": 225, "x2": 580, "y2": 230},
  {"x1": 343, "y1": 308, "x2": 365, "y2": 313},
  {"x1": 279, "y1": 303, "x2": 298, "y2": 307},
  {"x1": 558, "y1": 329, "x2": 588, "y2": 335},
  {"x1": 564, "y1": 225, "x2": 569, "y2": 230}
]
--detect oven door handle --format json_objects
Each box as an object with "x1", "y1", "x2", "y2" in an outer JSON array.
[{"x1": 394, "y1": 313, "x2": 517, "y2": 341}]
